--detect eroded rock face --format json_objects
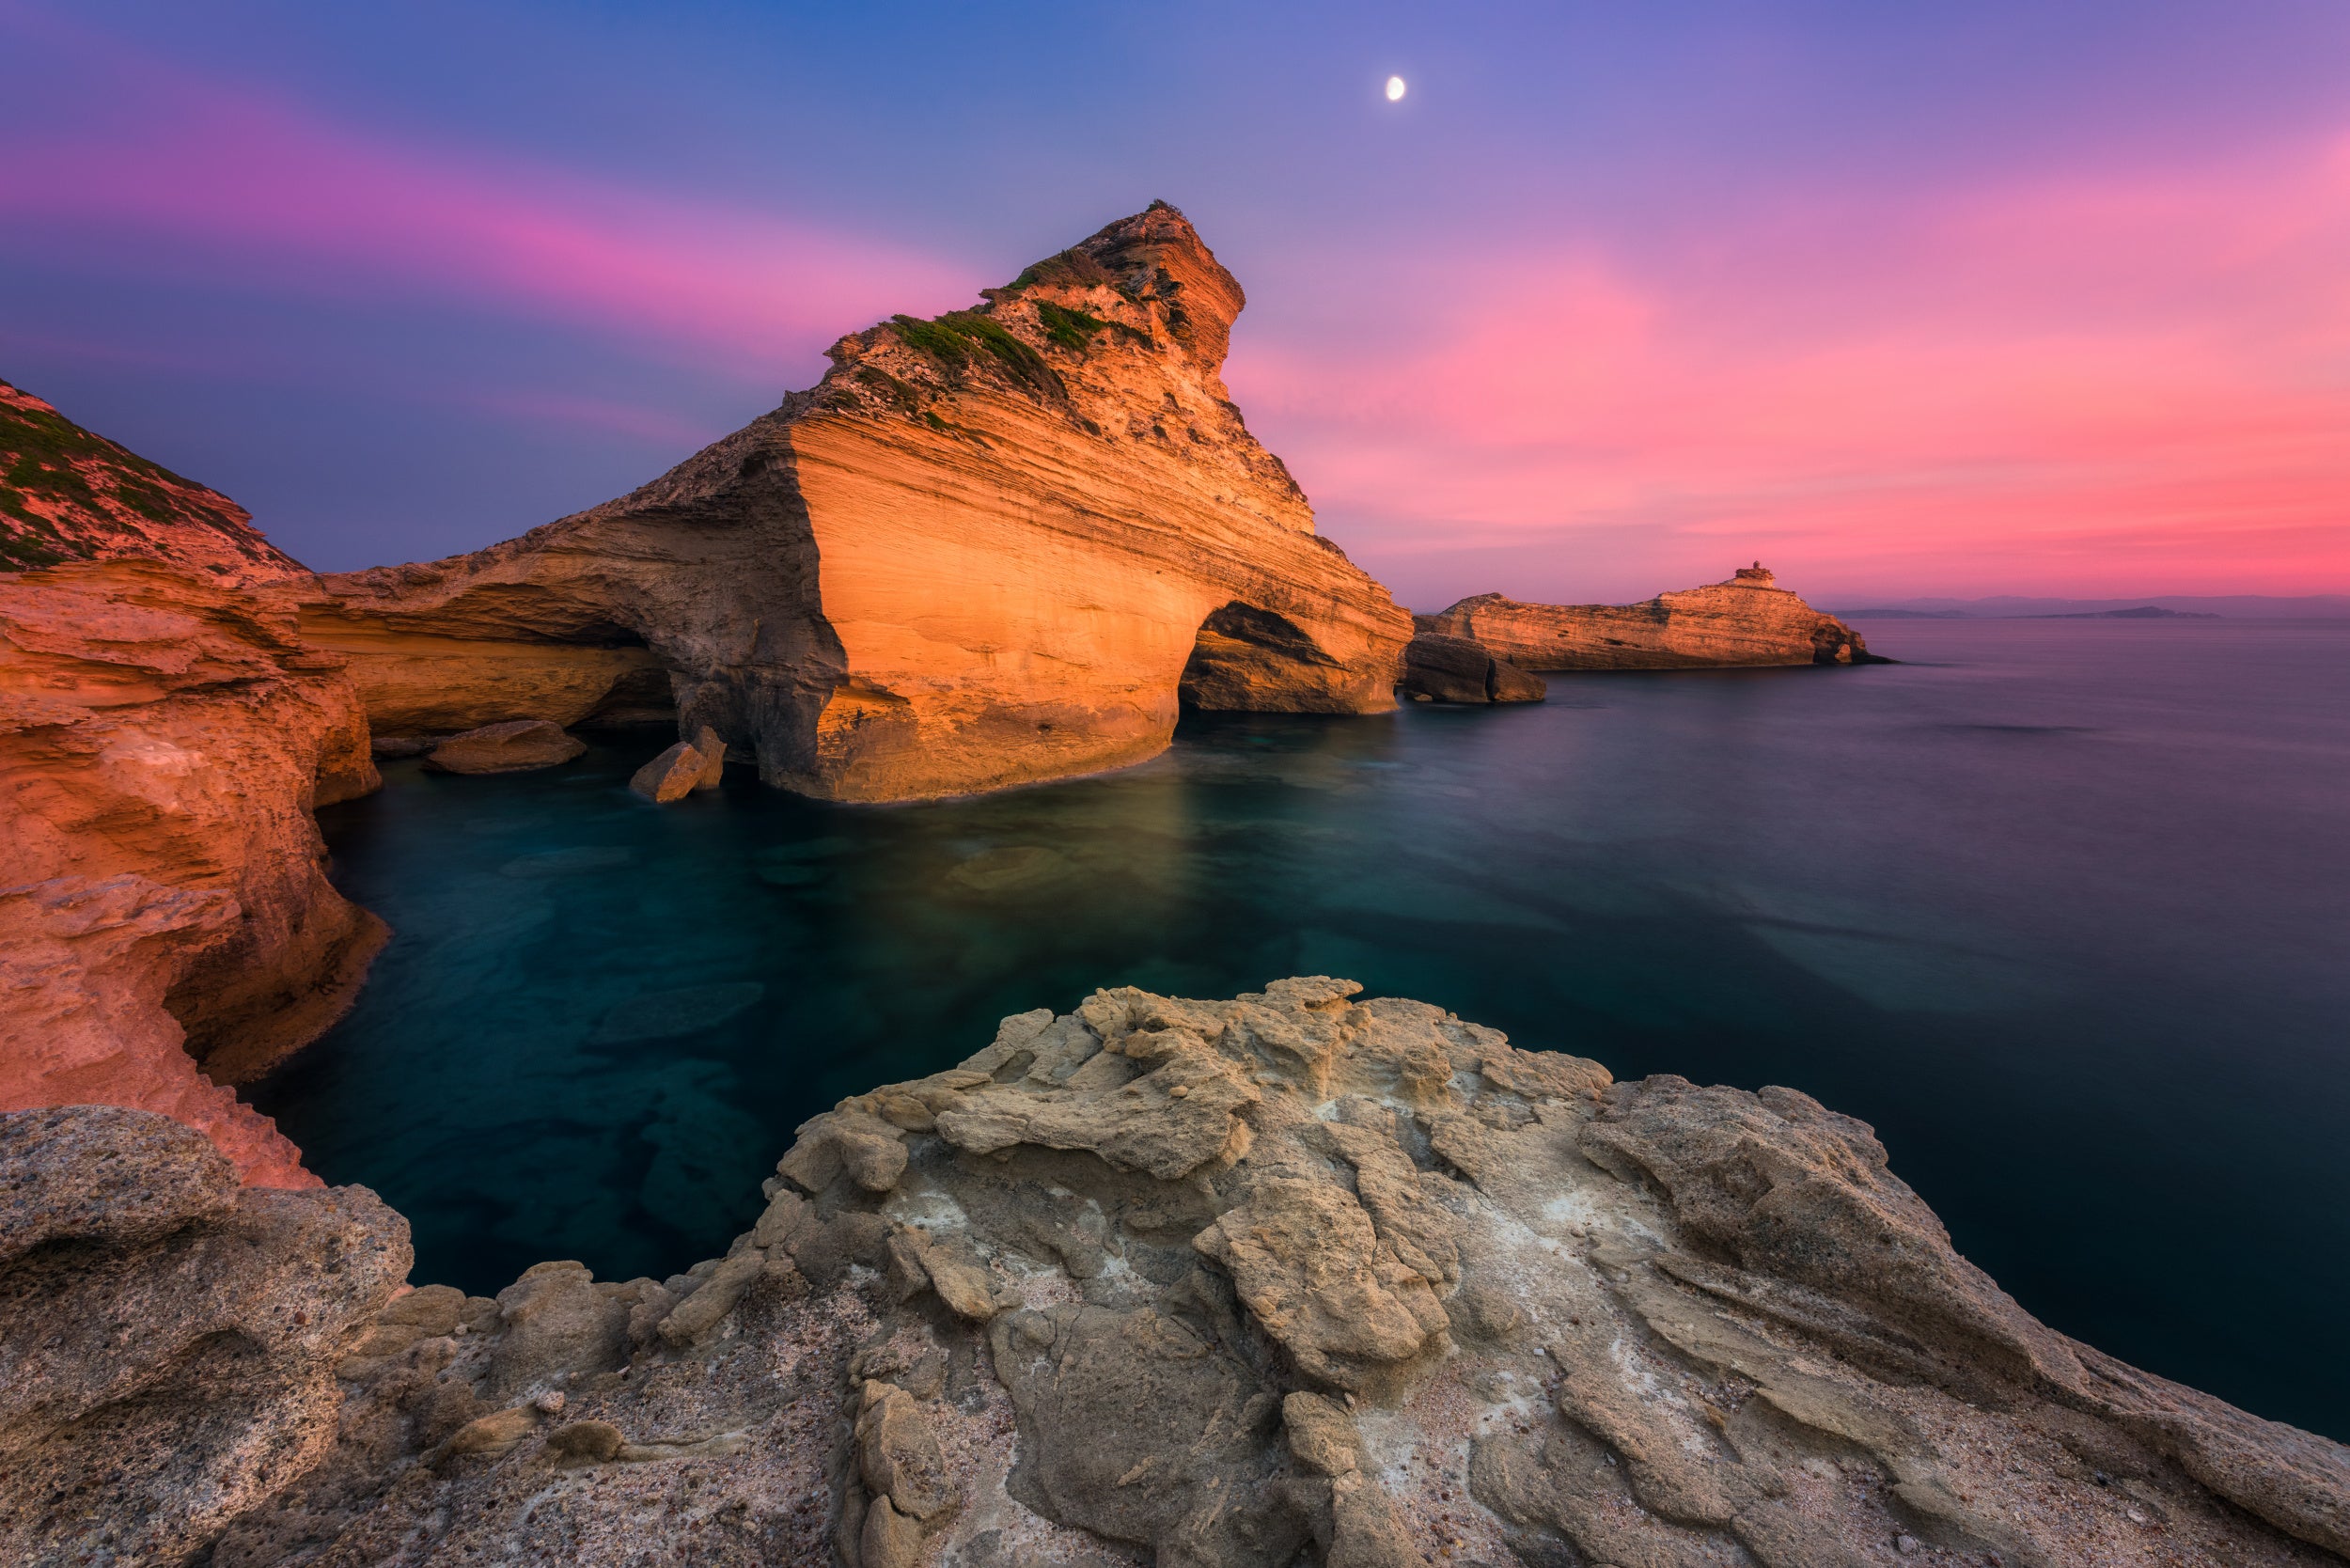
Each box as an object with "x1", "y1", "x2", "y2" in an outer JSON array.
[
  {"x1": 1399, "y1": 633, "x2": 1546, "y2": 705},
  {"x1": 0, "y1": 559, "x2": 386, "y2": 1185},
  {"x1": 0, "y1": 377, "x2": 311, "y2": 587},
  {"x1": 302, "y1": 204, "x2": 1413, "y2": 802},
  {"x1": 1423, "y1": 565, "x2": 1879, "y2": 670},
  {"x1": 24, "y1": 981, "x2": 2338, "y2": 1567},
  {"x1": 0, "y1": 1106, "x2": 408, "y2": 1566}
]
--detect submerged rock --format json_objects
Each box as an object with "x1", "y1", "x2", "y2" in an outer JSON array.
[
  {"x1": 8, "y1": 982, "x2": 2344, "y2": 1566},
  {"x1": 300, "y1": 204, "x2": 1413, "y2": 803},
  {"x1": 1424, "y1": 563, "x2": 1883, "y2": 669},
  {"x1": 423, "y1": 717, "x2": 587, "y2": 775}
]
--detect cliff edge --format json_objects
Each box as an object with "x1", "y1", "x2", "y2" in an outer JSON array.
[{"x1": 0, "y1": 560, "x2": 386, "y2": 1184}]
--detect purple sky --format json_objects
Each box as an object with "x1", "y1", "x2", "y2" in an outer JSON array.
[{"x1": 4, "y1": 0, "x2": 2346, "y2": 606}]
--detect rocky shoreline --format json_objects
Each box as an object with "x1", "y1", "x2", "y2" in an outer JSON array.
[{"x1": 6, "y1": 980, "x2": 2347, "y2": 1566}]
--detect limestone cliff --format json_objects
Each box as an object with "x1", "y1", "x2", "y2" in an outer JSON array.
[
  {"x1": 0, "y1": 377, "x2": 309, "y2": 587},
  {"x1": 10, "y1": 983, "x2": 2343, "y2": 1567},
  {"x1": 302, "y1": 204, "x2": 1414, "y2": 801},
  {"x1": 0, "y1": 559, "x2": 385, "y2": 1187},
  {"x1": 1424, "y1": 565, "x2": 1878, "y2": 670}
]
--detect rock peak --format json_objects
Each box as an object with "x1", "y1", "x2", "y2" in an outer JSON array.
[{"x1": 964, "y1": 201, "x2": 1246, "y2": 370}]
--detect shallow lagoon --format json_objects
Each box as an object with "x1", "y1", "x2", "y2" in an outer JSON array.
[{"x1": 254, "y1": 619, "x2": 2350, "y2": 1438}]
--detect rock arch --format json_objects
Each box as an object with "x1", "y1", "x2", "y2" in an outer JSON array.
[{"x1": 1179, "y1": 601, "x2": 1353, "y2": 712}]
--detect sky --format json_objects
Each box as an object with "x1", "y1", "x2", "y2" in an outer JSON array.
[{"x1": 2, "y1": 1, "x2": 2345, "y2": 607}]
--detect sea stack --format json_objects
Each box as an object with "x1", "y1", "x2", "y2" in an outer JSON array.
[
  {"x1": 302, "y1": 203, "x2": 1416, "y2": 802},
  {"x1": 1422, "y1": 564, "x2": 1879, "y2": 669}
]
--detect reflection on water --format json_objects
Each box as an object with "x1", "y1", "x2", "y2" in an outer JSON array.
[{"x1": 254, "y1": 619, "x2": 2350, "y2": 1437}]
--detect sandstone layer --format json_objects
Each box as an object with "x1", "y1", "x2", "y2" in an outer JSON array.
[
  {"x1": 302, "y1": 204, "x2": 1414, "y2": 801},
  {"x1": 1423, "y1": 566, "x2": 1878, "y2": 670},
  {"x1": 0, "y1": 377, "x2": 310, "y2": 587},
  {"x1": 0, "y1": 559, "x2": 385, "y2": 1186},
  {"x1": 10, "y1": 981, "x2": 2343, "y2": 1566}
]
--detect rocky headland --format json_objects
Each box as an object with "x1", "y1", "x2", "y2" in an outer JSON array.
[
  {"x1": 299, "y1": 203, "x2": 1414, "y2": 802},
  {"x1": 6, "y1": 980, "x2": 2348, "y2": 1567},
  {"x1": 1423, "y1": 567, "x2": 1878, "y2": 671}
]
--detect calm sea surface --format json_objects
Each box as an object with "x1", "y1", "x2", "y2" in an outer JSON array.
[{"x1": 253, "y1": 619, "x2": 2350, "y2": 1438}]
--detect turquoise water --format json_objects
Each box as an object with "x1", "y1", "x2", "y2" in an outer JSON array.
[{"x1": 253, "y1": 619, "x2": 2350, "y2": 1438}]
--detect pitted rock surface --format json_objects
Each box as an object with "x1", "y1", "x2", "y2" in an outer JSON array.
[
  {"x1": 0, "y1": 1106, "x2": 407, "y2": 1566},
  {"x1": 4, "y1": 984, "x2": 2346, "y2": 1566}
]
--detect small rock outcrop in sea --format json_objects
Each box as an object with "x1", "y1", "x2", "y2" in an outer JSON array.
[
  {"x1": 0, "y1": 559, "x2": 384, "y2": 1186},
  {"x1": 300, "y1": 203, "x2": 1415, "y2": 802},
  {"x1": 9, "y1": 982, "x2": 2345, "y2": 1567},
  {"x1": 629, "y1": 724, "x2": 729, "y2": 802},
  {"x1": 1423, "y1": 564, "x2": 1881, "y2": 670},
  {"x1": 0, "y1": 377, "x2": 311, "y2": 586},
  {"x1": 422, "y1": 717, "x2": 588, "y2": 775},
  {"x1": 629, "y1": 739, "x2": 708, "y2": 802},
  {"x1": 1400, "y1": 632, "x2": 1547, "y2": 704}
]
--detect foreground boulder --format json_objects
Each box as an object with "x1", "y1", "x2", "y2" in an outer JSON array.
[
  {"x1": 14, "y1": 982, "x2": 2342, "y2": 1566},
  {"x1": 302, "y1": 203, "x2": 1414, "y2": 802},
  {"x1": 0, "y1": 560, "x2": 385, "y2": 1185},
  {"x1": 0, "y1": 1106, "x2": 409, "y2": 1566},
  {"x1": 1424, "y1": 564, "x2": 1880, "y2": 669},
  {"x1": 422, "y1": 717, "x2": 587, "y2": 775},
  {"x1": 1400, "y1": 632, "x2": 1546, "y2": 704}
]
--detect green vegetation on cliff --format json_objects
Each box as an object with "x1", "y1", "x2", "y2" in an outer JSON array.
[{"x1": 888, "y1": 310, "x2": 1067, "y2": 400}]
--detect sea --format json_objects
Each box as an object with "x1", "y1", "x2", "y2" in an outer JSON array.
[{"x1": 251, "y1": 617, "x2": 2350, "y2": 1440}]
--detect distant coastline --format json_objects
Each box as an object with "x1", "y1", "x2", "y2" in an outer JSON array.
[{"x1": 1831, "y1": 592, "x2": 2348, "y2": 619}]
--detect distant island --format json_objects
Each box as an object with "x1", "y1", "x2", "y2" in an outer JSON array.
[
  {"x1": 1834, "y1": 593, "x2": 2347, "y2": 619},
  {"x1": 1835, "y1": 605, "x2": 2219, "y2": 620},
  {"x1": 2022, "y1": 605, "x2": 2220, "y2": 619},
  {"x1": 1829, "y1": 607, "x2": 1969, "y2": 619}
]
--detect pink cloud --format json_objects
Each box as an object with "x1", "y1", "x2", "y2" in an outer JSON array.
[
  {"x1": 459, "y1": 390, "x2": 726, "y2": 449},
  {"x1": 0, "y1": 14, "x2": 976, "y2": 379},
  {"x1": 1232, "y1": 140, "x2": 2350, "y2": 603}
]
